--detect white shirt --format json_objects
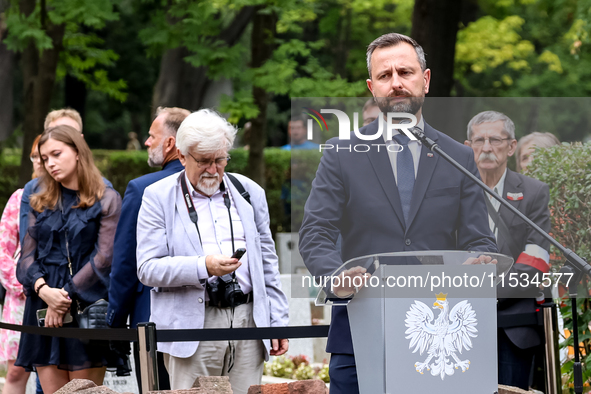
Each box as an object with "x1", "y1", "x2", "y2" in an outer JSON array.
[
  {"x1": 382, "y1": 116, "x2": 424, "y2": 184},
  {"x1": 485, "y1": 168, "x2": 507, "y2": 240},
  {"x1": 184, "y1": 173, "x2": 252, "y2": 295}
]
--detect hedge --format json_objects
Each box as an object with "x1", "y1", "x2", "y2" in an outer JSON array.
[{"x1": 0, "y1": 148, "x2": 297, "y2": 236}]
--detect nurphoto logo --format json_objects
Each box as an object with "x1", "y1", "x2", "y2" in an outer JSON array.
[{"x1": 302, "y1": 108, "x2": 418, "y2": 152}]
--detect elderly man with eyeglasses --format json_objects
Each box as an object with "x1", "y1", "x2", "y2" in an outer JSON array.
[
  {"x1": 465, "y1": 110, "x2": 551, "y2": 390},
  {"x1": 136, "y1": 109, "x2": 289, "y2": 394}
]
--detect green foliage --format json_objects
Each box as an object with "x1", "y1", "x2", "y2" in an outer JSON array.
[
  {"x1": 264, "y1": 354, "x2": 329, "y2": 382},
  {"x1": 265, "y1": 355, "x2": 295, "y2": 378},
  {"x1": 526, "y1": 143, "x2": 591, "y2": 266},
  {"x1": 526, "y1": 142, "x2": 591, "y2": 391},
  {"x1": 3, "y1": 0, "x2": 126, "y2": 101},
  {"x1": 455, "y1": 0, "x2": 591, "y2": 108}
]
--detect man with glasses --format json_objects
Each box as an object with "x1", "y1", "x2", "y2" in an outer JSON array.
[
  {"x1": 136, "y1": 109, "x2": 289, "y2": 394},
  {"x1": 107, "y1": 107, "x2": 190, "y2": 392},
  {"x1": 465, "y1": 110, "x2": 551, "y2": 390}
]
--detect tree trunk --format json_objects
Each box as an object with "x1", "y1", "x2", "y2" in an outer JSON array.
[
  {"x1": 18, "y1": 0, "x2": 65, "y2": 186},
  {"x1": 411, "y1": 0, "x2": 463, "y2": 98},
  {"x1": 333, "y1": 8, "x2": 352, "y2": 79},
  {"x1": 0, "y1": 13, "x2": 14, "y2": 142},
  {"x1": 65, "y1": 74, "x2": 87, "y2": 120},
  {"x1": 246, "y1": 8, "x2": 276, "y2": 187},
  {"x1": 151, "y1": 6, "x2": 255, "y2": 114}
]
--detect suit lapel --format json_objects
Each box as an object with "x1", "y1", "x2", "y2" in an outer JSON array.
[
  {"x1": 406, "y1": 123, "x2": 439, "y2": 228},
  {"x1": 498, "y1": 169, "x2": 523, "y2": 229},
  {"x1": 363, "y1": 120, "x2": 405, "y2": 228},
  {"x1": 175, "y1": 172, "x2": 205, "y2": 255}
]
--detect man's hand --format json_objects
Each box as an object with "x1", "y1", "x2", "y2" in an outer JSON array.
[
  {"x1": 463, "y1": 255, "x2": 498, "y2": 265},
  {"x1": 205, "y1": 254, "x2": 242, "y2": 277},
  {"x1": 45, "y1": 308, "x2": 66, "y2": 328},
  {"x1": 38, "y1": 286, "x2": 71, "y2": 314},
  {"x1": 271, "y1": 338, "x2": 289, "y2": 356},
  {"x1": 332, "y1": 266, "x2": 371, "y2": 298}
]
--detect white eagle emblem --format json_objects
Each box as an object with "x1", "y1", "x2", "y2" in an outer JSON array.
[{"x1": 404, "y1": 293, "x2": 478, "y2": 380}]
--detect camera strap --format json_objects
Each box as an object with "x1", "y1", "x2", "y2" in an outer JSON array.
[
  {"x1": 180, "y1": 172, "x2": 239, "y2": 372},
  {"x1": 180, "y1": 171, "x2": 203, "y2": 246}
]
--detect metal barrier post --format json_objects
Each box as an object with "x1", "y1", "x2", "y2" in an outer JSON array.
[
  {"x1": 543, "y1": 304, "x2": 561, "y2": 394},
  {"x1": 138, "y1": 322, "x2": 159, "y2": 394}
]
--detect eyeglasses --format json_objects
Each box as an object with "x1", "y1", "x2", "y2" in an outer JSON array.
[
  {"x1": 187, "y1": 152, "x2": 230, "y2": 168},
  {"x1": 30, "y1": 155, "x2": 40, "y2": 163},
  {"x1": 470, "y1": 137, "x2": 512, "y2": 147}
]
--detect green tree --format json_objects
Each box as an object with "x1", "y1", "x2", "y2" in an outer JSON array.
[{"x1": 3, "y1": 0, "x2": 126, "y2": 186}]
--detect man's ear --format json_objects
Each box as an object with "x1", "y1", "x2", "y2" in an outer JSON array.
[
  {"x1": 507, "y1": 139, "x2": 517, "y2": 157},
  {"x1": 366, "y1": 78, "x2": 374, "y2": 95},
  {"x1": 164, "y1": 136, "x2": 176, "y2": 154},
  {"x1": 464, "y1": 140, "x2": 471, "y2": 147},
  {"x1": 178, "y1": 149, "x2": 187, "y2": 167},
  {"x1": 423, "y1": 68, "x2": 431, "y2": 95}
]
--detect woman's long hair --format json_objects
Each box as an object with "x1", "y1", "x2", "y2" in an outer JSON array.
[{"x1": 30, "y1": 125, "x2": 105, "y2": 212}]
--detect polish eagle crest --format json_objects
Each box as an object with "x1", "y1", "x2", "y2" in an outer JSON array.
[{"x1": 404, "y1": 293, "x2": 478, "y2": 380}]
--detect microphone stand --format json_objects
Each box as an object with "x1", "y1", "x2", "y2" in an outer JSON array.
[{"x1": 411, "y1": 128, "x2": 590, "y2": 394}]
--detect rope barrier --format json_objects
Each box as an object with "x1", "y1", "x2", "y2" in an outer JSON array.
[
  {"x1": 0, "y1": 321, "x2": 137, "y2": 341},
  {"x1": 0, "y1": 321, "x2": 329, "y2": 342}
]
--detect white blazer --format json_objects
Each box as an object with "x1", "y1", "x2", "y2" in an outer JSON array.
[{"x1": 137, "y1": 171, "x2": 289, "y2": 359}]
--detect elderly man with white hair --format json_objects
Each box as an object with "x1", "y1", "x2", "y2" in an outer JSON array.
[
  {"x1": 464, "y1": 110, "x2": 551, "y2": 390},
  {"x1": 136, "y1": 109, "x2": 289, "y2": 393}
]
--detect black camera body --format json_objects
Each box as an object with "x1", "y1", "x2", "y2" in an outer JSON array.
[{"x1": 207, "y1": 273, "x2": 244, "y2": 308}]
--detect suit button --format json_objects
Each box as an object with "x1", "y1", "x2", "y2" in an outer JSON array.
[
  {"x1": 198, "y1": 297, "x2": 203, "y2": 303},
  {"x1": 405, "y1": 239, "x2": 411, "y2": 246}
]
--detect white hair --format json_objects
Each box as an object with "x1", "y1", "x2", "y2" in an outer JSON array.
[
  {"x1": 176, "y1": 109, "x2": 237, "y2": 155},
  {"x1": 467, "y1": 110, "x2": 515, "y2": 140}
]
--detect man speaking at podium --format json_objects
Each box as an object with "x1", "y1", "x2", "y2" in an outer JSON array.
[{"x1": 299, "y1": 33, "x2": 498, "y2": 394}]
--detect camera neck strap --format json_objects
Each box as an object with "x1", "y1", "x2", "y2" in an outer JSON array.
[{"x1": 181, "y1": 171, "x2": 240, "y2": 372}]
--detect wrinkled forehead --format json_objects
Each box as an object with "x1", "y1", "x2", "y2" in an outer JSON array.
[
  {"x1": 471, "y1": 120, "x2": 509, "y2": 138},
  {"x1": 189, "y1": 147, "x2": 228, "y2": 159}
]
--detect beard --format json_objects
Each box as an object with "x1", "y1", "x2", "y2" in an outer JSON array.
[
  {"x1": 478, "y1": 152, "x2": 498, "y2": 163},
  {"x1": 375, "y1": 90, "x2": 425, "y2": 117},
  {"x1": 197, "y1": 172, "x2": 221, "y2": 196},
  {"x1": 147, "y1": 143, "x2": 164, "y2": 167}
]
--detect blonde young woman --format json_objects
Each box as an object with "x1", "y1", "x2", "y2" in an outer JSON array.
[
  {"x1": 15, "y1": 125, "x2": 123, "y2": 394},
  {"x1": 0, "y1": 136, "x2": 43, "y2": 394}
]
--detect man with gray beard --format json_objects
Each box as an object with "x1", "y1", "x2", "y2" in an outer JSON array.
[
  {"x1": 108, "y1": 107, "x2": 190, "y2": 392},
  {"x1": 136, "y1": 109, "x2": 289, "y2": 394},
  {"x1": 465, "y1": 111, "x2": 551, "y2": 390}
]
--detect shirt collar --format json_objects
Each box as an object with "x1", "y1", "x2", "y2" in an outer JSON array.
[{"x1": 492, "y1": 168, "x2": 508, "y2": 197}]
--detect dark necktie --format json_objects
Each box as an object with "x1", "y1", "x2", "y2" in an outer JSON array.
[{"x1": 393, "y1": 133, "x2": 415, "y2": 226}]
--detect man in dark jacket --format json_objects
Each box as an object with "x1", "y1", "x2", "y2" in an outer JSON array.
[{"x1": 465, "y1": 110, "x2": 551, "y2": 390}]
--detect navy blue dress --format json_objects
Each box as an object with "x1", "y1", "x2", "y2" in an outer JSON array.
[{"x1": 16, "y1": 186, "x2": 122, "y2": 371}]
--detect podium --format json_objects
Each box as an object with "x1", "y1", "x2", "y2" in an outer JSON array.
[{"x1": 315, "y1": 251, "x2": 514, "y2": 394}]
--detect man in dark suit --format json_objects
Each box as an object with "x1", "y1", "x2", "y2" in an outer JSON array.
[
  {"x1": 107, "y1": 107, "x2": 190, "y2": 391},
  {"x1": 465, "y1": 111, "x2": 551, "y2": 390},
  {"x1": 298, "y1": 33, "x2": 498, "y2": 394}
]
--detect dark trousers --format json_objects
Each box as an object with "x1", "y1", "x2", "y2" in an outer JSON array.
[
  {"x1": 498, "y1": 329, "x2": 535, "y2": 390},
  {"x1": 133, "y1": 342, "x2": 171, "y2": 393},
  {"x1": 329, "y1": 353, "x2": 359, "y2": 394}
]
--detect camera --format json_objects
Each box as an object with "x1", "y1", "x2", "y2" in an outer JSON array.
[
  {"x1": 206, "y1": 248, "x2": 246, "y2": 307},
  {"x1": 207, "y1": 274, "x2": 244, "y2": 307}
]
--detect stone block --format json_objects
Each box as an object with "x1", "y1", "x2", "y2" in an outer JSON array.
[
  {"x1": 247, "y1": 383, "x2": 288, "y2": 394},
  {"x1": 192, "y1": 376, "x2": 232, "y2": 393},
  {"x1": 287, "y1": 380, "x2": 327, "y2": 394},
  {"x1": 54, "y1": 379, "x2": 97, "y2": 394},
  {"x1": 76, "y1": 386, "x2": 121, "y2": 394},
  {"x1": 147, "y1": 390, "x2": 203, "y2": 394},
  {"x1": 498, "y1": 385, "x2": 530, "y2": 394}
]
